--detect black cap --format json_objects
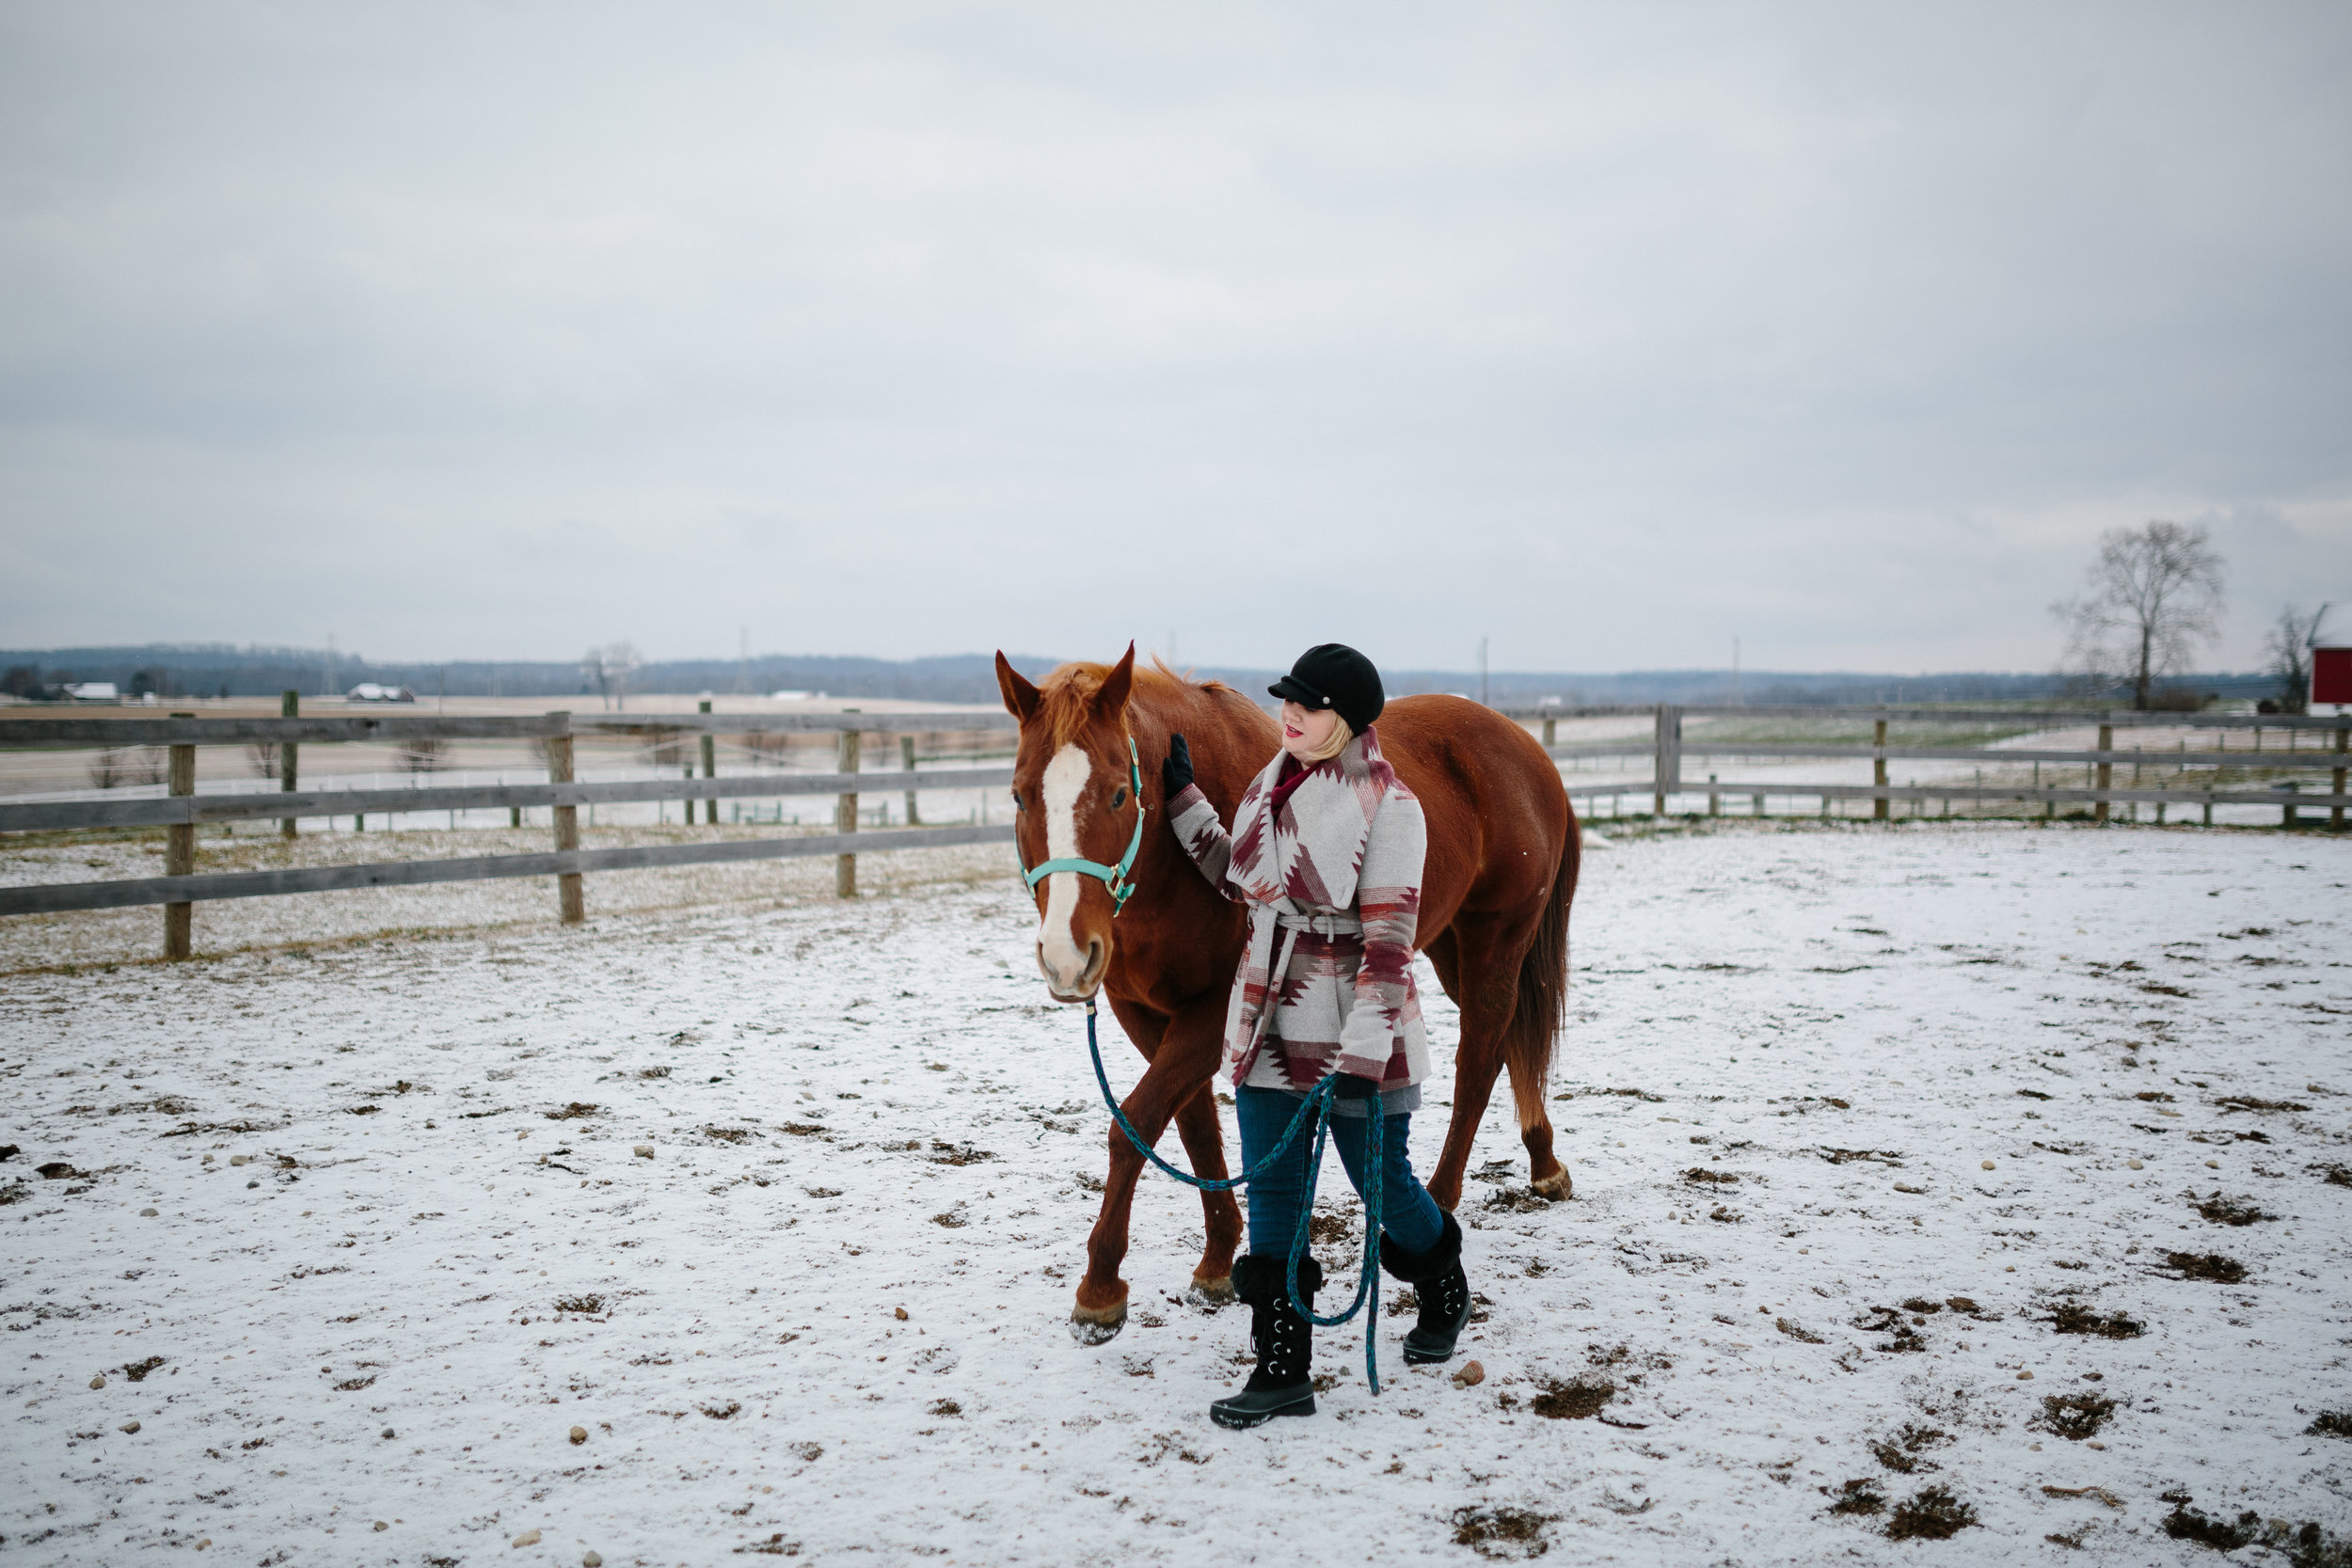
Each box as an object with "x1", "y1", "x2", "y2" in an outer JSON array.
[{"x1": 1268, "y1": 643, "x2": 1384, "y2": 734}]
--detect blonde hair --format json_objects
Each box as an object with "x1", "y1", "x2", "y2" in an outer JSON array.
[{"x1": 1299, "y1": 713, "x2": 1354, "y2": 764}]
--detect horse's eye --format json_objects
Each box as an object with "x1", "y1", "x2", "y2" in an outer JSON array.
[
  {"x1": 1111, "y1": 787, "x2": 1127, "y2": 810},
  {"x1": 1010, "y1": 790, "x2": 1024, "y2": 811}
]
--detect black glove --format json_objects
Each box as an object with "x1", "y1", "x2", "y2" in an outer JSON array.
[{"x1": 1161, "y1": 733, "x2": 1194, "y2": 800}]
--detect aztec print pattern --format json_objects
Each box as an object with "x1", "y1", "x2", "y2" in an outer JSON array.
[{"x1": 1168, "y1": 726, "x2": 1428, "y2": 1090}]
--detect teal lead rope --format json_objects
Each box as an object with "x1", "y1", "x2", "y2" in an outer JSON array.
[{"x1": 1083, "y1": 1000, "x2": 1386, "y2": 1395}]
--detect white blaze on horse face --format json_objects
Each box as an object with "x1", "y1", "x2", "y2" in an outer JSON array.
[{"x1": 1036, "y1": 742, "x2": 1097, "y2": 994}]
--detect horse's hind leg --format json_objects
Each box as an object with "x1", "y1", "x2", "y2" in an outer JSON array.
[
  {"x1": 1171, "y1": 1084, "x2": 1241, "y2": 1306},
  {"x1": 1422, "y1": 913, "x2": 1529, "y2": 1213}
]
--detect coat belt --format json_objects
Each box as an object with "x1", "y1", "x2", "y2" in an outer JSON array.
[{"x1": 1276, "y1": 910, "x2": 1363, "y2": 937}]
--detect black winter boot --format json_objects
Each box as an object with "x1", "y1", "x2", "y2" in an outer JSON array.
[
  {"x1": 1379, "y1": 1212, "x2": 1471, "y2": 1365},
  {"x1": 1209, "y1": 1254, "x2": 1323, "y2": 1430}
]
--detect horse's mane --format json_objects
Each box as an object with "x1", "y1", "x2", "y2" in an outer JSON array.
[{"x1": 1037, "y1": 656, "x2": 1241, "y2": 748}]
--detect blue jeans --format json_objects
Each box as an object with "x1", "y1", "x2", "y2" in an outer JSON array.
[{"x1": 1235, "y1": 1084, "x2": 1445, "y2": 1259}]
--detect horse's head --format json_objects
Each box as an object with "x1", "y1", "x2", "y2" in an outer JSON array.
[{"x1": 995, "y1": 642, "x2": 1142, "y2": 1001}]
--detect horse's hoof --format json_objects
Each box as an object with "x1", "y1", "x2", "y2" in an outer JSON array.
[
  {"x1": 1530, "y1": 1169, "x2": 1574, "y2": 1202},
  {"x1": 1184, "y1": 1275, "x2": 1235, "y2": 1310},
  {"x1": 1069, "y1": 1303, "x2": 1126, "y2": 1346}
]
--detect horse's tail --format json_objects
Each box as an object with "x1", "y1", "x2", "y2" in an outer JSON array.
[{"x1": 1506, "y1": 807, "x2": 1579, "y2": 1132}]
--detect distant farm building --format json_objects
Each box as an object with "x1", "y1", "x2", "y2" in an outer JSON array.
[{"x1": 347, "y1": 683, "x2": 418, "y2": 704}]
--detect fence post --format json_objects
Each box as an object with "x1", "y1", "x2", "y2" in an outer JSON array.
[
  {"x1": 2281, "y1": 780, "x2": 2299, "y2": 830},
  {"x1": 2333, "y1": 725, "x2": 2346, "y2": 832},
  {"x1": 1541, "y1": 717, "x2": 1556, "y2": 749},
  {"x1": 698, "y1": 700, "x2": 718, "y2": 824},
  {"x1": 1751, "y1": 792, "x2": 1765, "y2": 818},
  {"x1": 548, "y1": 713, "x2": 581, "y2": 924},
  {"x1": 1651, "y1": 705, "x2": 1680, "y2": 816},
  {"x1": 1708, "y1": 773, "x2": 1720, "y2": 817},
  {"x1": 836, "y1": 711, "x2": 862, "y2": 898},
  {"x1": 901, "y1": 735, "x2": 922, "y2": 826},
  {"x1": 1872, "y1": 718, "x2": 1889, "y2": 821},
  {"x1": 164, "y1": 713, "x2": 197, "y2": 959},
  {"x1": 2094, "y1": 723, "x2": 2112, "y2": 823},
  {"x1": 279, "y1": 689, "x2": 299, "y2": 838}
]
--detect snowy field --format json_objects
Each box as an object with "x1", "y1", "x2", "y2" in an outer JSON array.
[{"x1": 4, "y1": 821, "x2": 2349, "y2": 1566}]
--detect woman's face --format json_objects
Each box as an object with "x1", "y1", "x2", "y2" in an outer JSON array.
[{"x1": 1279, "y1": 700, "x2": 1342, "y2": 761}]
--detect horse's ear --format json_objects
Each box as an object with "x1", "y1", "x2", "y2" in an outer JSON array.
[
  {"x1": 995, "y1": 651, "x2": 1041, "y2": 722},
  {"x1": 1094, "y1": 641, "x2": 1136, "y2": 716}
]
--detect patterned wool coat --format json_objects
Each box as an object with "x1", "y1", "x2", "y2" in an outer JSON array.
[{"x1": 1168, "y1": 726, "x2": 1428, "y2": 1092}]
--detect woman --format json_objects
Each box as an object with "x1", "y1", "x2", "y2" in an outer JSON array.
[{"x1": 1161, "y1": 642, "x2": 1473, "y2": 1430}]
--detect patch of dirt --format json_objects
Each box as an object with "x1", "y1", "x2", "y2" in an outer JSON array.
[
  {"x1": 2035, "y1": 1393, "x2": 2117, "y2": 1441},
  {"x1": 1867, "y1": 1424, "x2": 1951, "y2": 1473},
  {"x1": 1899, "y1": 1297, "x2": 1945, "y2": 1315},
  {"x1": 927, "y1": 1140, "x2": 994, "y2": 1165},
  {"x1": 1826, "y1": 1479, "x2": 1884, "y2": 1516},
  {"x1": 928, "y1": 1400, "x2": 961, "y2": 1418},
  {"x1": 543, "y1": 1101, "x2": 598, "y2": 1120},
  {"x1": 1821, "y1": 1148, "x2": 1905, "y2": 1166},
  {"x1": 2305, "y1": 1411, "x2": 2351, "y2": 1439},
  {"x1": 554, "y1": 1294, "x2": 604, "y2": 1314},
  {"x1": 703, "y1": 1127, "x2": 751, "y2": 1144},
  {"x1": 2160, "y1": 1251, "x2": 2248, "y2": 1284},
  {"x1": 1450, "y1": 1504, "x2": 1559, "y2": 1560},
  {"x1": 1528, "y1": 1378, "x2": 1615, "y2": 1420},
  {"x1": 1884, "y1": 1486, "x2": 1979, "y2": 1541},
  {"x1": 2135, "y1": 1090, "x2": 2176, "y2": 1103},
  {"x1": 119, "y1": 1355, "x2": 167, "y2": 1382},
  {"x1": 1309, "y1": 1212, "x2": 1354, "y2": 1244},
  {"x1": 2152, "y1": 1492, "x2": 2352, "y2": 1563},
  {"x1": 1852, "y1": 1306, "x2": 1927, "y2": 1353},
  {"x1": 1483, "y1": 1188, "x2": 1554, "y2": 1214},
  {"x1": 2016, "y1": 1088, "x2": 2053, "y2": 1101},
  {"x1": 2313, "y1": 1163, "x2": 2352, "y2": 1188},
  {"x1": 1775, "y1": 1317, "x2": 1825, "y2": 1343},
  {"x1": 2192, "y1": 1191, "x2": 2272, "y2": 1226},
  {"x1": 779, "y1": 1123, "x2": 832, "y2": 1137},
  {"x1": 2048, "y1": 1302, "x2": 2145, "y2": 1339},
  {"x1": 1682, "y1": 1167, "x2": 1738, "y2": 1185},
  {"x1": 2215, "y1": 1095, "x2": 2310, "y2": 1114},
  {"x1": 701, "y1": 1401, "x2": 742, "y2": 1419},
  {"x1": 1707, "y1": 1205, "x2": 1740, "y2": 1223}
]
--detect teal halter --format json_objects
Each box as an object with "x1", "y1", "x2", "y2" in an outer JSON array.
[{"x1": 1017, "y1": 735, "x2": 1146, "y2": 915}]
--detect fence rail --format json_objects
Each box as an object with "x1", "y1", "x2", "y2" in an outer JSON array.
[{"x1": 2, "y1": 700, "x2": 2345, "y2": 959}]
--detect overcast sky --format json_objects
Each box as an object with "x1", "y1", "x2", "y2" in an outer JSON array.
[{"x1": 2, "y1": 2, "x2": 2347, "y2": 675}]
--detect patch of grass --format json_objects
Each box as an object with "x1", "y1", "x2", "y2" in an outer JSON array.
[
  {"x1": 1451, "y1": 1505, "x2": 1558, "y2": 1560},
  {"x1": 2306, "y1": 1411, "x2": 2352, "y2": 1440},
  {"x1": 2215, "y1": 1095, "x2": 2310, "y2": 1114},
  {"x1": 2161, "y1": 1251, "x2": 2248, "y2": 1284},
  {"x1": 2316, "y1": 1164, "x2": 2352, "y2": 1189},
  {"x1": 554, "y1": 1294, "x2": 604, "y2": 1314},
  {"x1": 1775, "y1": 1317, "x2": 1825, "y2": 1343},
  {"x1": 928, "y1": 1140, "x2": 993, "y2": 1165},
  {"x1": 1682, "y1": 1166, "x2": 1737, "y2": 1185},
  {"x1": 1884, "y1": 1485, "x2": 1979, "y2": 1541},
  {"x1": 543, "y1": 1101, "x2": 598, "y2": 1120},
  {"x1": 2048, "y1": 1302, "x2": 2145, "y2": 1339},
  {"x1": 2036, "y1": 1393, "x2": 2117, "y2": 1441}
]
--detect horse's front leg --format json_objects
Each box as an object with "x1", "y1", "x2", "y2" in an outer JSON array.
[
  {"x1": 1161, "y1": 995, "x2": 1242, "y2": 1306},
  {"x1": 1072, "y1": 997, "x2": 1225, "y2": 1345}
]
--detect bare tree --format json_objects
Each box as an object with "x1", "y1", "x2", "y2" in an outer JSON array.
[
  {"x1": 399, "y1": 738, "x2": 450, "y2": 773},
  {"x1": 581, "y1": 641, "x2": 642, "y2": 712},
  {"x1": 2052, "y1": 521, "x2": 2227, "y2": 709},
  {"x1": 245, "y1": 741, "x2": 280, "y2": 779},
  {"x1": 2265, "y1": 603, "x2": 2329, "y2": 714},
  {"x1": 86, "y1": 750, "x2": 125, "y2": 789}
]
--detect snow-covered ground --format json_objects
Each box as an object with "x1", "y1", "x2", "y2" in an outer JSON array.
[{"x1": 4, "y1": 822, "x2": 2349, "y2": 1566}]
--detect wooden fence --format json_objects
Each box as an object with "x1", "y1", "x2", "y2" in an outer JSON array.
[{"x1": 1, "y1": 701, "x2": 2345, "y2": 959}]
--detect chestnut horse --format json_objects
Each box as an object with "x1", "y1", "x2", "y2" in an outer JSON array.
[{"x1": 995, "y1": 644, "x2": 1578, "y2": 1343}]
